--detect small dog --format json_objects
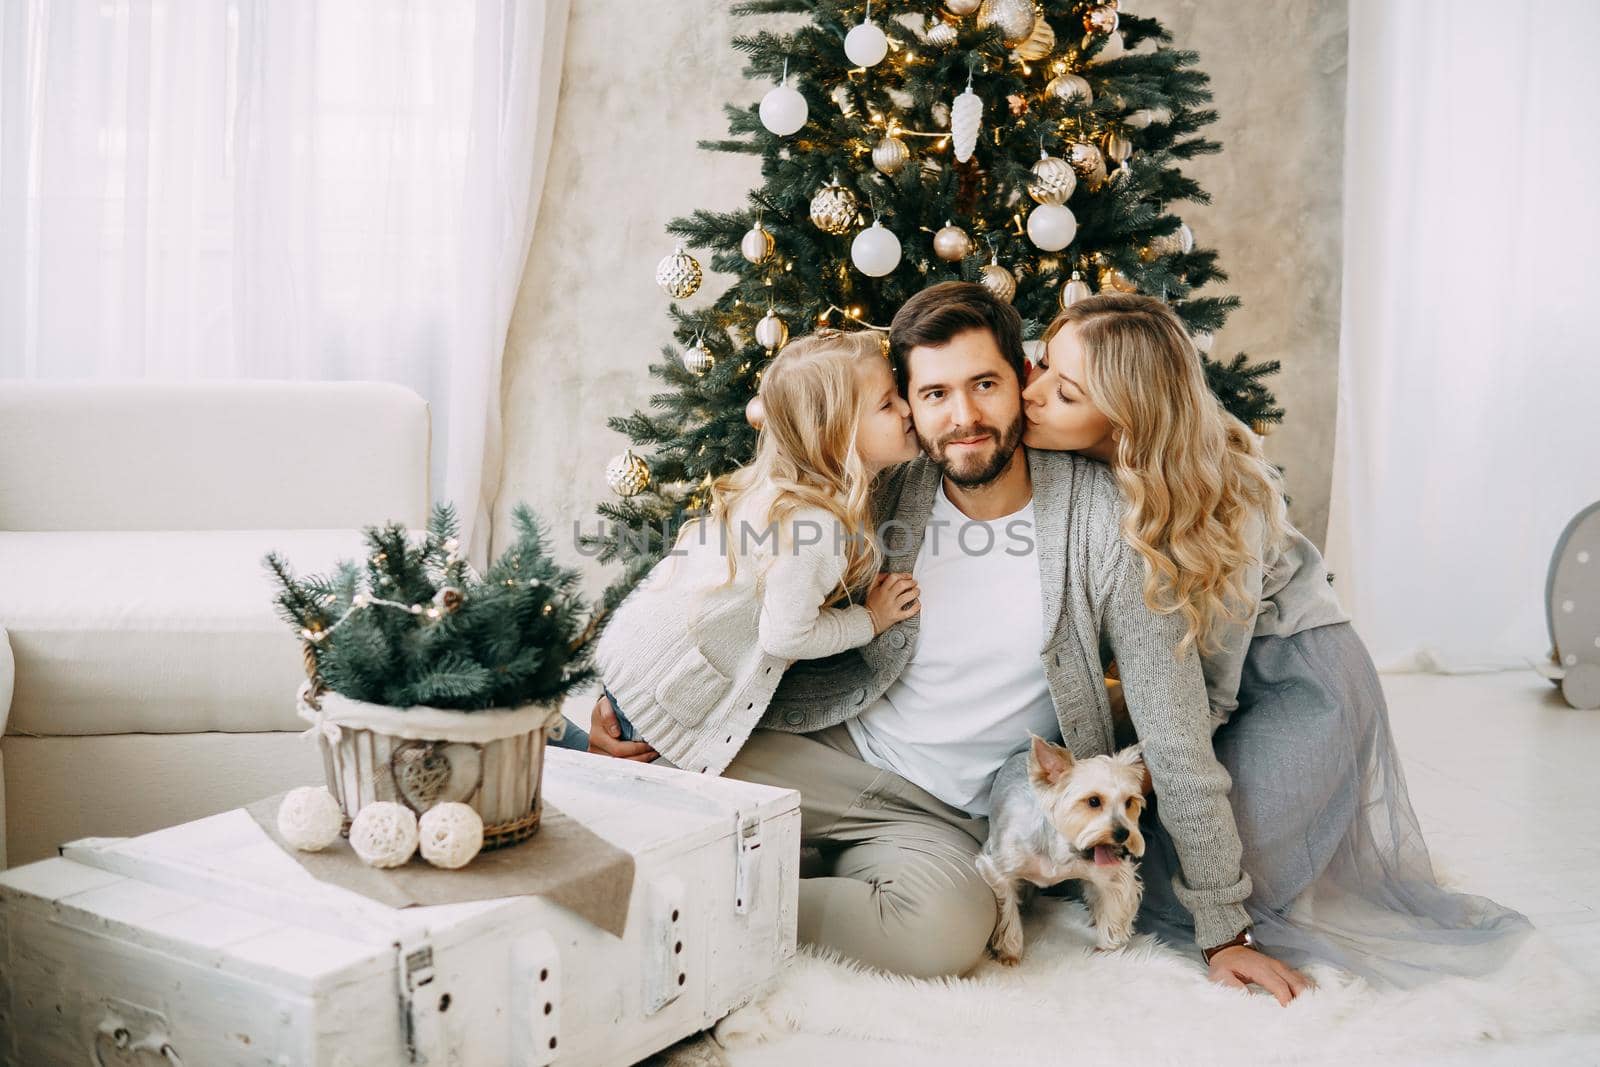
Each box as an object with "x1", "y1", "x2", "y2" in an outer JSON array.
[{"x1": 977, "y1": 735, "x2": 1147, "y2": 964}]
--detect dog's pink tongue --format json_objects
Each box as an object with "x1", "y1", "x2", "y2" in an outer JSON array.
[{"x1": 1093, "y1": 845, "x2": 1118, "y2": 867}]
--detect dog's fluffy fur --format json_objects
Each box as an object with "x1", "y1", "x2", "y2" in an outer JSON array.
[{"x1": 977, "y1": 735, "x2": 1147, "y2": 963}]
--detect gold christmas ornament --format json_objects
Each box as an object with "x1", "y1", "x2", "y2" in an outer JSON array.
[
  {"x1": 1066, "y1": 140, "x2": 1107, "y2": 186},
  {"x1": 926, "y1": 21, "x2": 959, "y2": 47},
  {"x1": 1251, "y1": 418, "x2": 1273, "y2": 437},
  {"x1": 654, "y1": 243, "x2": 702, "y2": 300},
  {"x1": 1015, "y1": 16, "x2": 1056, "y2": 61},
  {"x1": 1083, "y1": 4, "x2": 1120, "y2": 34},
  {"x1": 1104, "y1": 131, "x2": 1133, "y2": 163},
  {"x1": 740, "y1": 222, "x2": 775, "y2": 265},
  {"x1": 980, "y1": 260, "x2": 1017, "y2": 303},
  {"x1": 872, "y1": 135, "x2": 910, "y2": 176},
  {"x1": 1047, "y1": 73, "x2": 1093, "y2": 106},
  {"x1": 1098, "y1": 265, "x2": 1137, "y2": 293},
  {"x1": 682, "y1": 340, "x2": 715, "y2": 376},
  {"x1": 978, "y1": 0, "x2": 1036, "y2": 46},
  {"x1": 1029, "y1": 152, "x2": 1077, "y2": 205},
  {"x1": 944, "y1": 0, "x2": 982, "y2": 15},
  {"x1": 933, "y1": 222, "x2": 974, "y2": 262},
  {"x1": 809, "y1": 182, "x2": 860, "y2": 235},
  {"x1": 745, "y1": 395, "x2": 767, "y2": 430},
  {"x1": 755, "y1": 309, "x2": 790, "y2": 352},
  {"x1": 605, "y1": 448, "x2": 651, "y2": 497},
  {"x1": 1059, "y1": 270, "x2": 1093, "y2": 308}
]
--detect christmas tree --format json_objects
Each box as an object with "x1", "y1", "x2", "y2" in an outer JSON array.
[
  {"x1": 266, "y1": 504, "x2": 597, "y2": 711},
  {"x1": 589, "y1": 0, "x2": 1282, "y2": 613}
]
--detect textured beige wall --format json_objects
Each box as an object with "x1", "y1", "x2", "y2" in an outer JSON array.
[{"x1": 495, "y1": 0, "x2": 1348, "y2": 587}]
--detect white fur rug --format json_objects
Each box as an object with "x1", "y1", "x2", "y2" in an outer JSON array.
[{"x1": 662, "y1": 897, "x2": 1599, "y2": 1067}]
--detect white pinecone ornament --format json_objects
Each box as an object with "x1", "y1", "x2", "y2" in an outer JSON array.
[{"x1": 951, "y1": 79, "x2": 983, "y2": 163}]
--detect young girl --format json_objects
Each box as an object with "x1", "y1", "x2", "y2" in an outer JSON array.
[
  {"x1": 591, "y1": 329, "x2": 923, "y2": 775},
  {"x1": 1020, "y1": 293, "x2": 1531, "y2": 987}
]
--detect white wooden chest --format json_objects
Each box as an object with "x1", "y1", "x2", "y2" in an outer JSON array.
[{"x1": 0, "y1": 748, "x2": 800, "y2": 1066}]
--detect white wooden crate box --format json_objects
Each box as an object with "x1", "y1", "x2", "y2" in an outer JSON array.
[{"x1": 0, "y1": 748, "x2": 800, "y2": 1066}]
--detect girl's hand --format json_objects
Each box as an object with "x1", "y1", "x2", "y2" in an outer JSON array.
[
  {"x1": 867, "y1": 572, "x2": 920, "y2": 635},
  {"x1": 1206, "y1": 945, "x2": 1312, "y2": 1006}
]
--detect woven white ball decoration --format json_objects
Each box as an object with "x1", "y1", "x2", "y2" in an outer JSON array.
[
  {"x1": 418, "y1": 802, "x2": 485, "y2": 870},
  {"x1": 277, "y1": 786, "x2": 343, "y2": 852},
  {"x1": 349, "y1": 801, "x2": 419, "y2": 868}
]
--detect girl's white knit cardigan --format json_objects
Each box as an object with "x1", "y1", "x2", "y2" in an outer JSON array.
[{"x1": 594, "y1": 503, "x2": 876, "y2": 774}]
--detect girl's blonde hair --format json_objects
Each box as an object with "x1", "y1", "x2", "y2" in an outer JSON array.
[
  {"x1": 698, "y1": 329, "x2": 888, "y2": 606},
  {"x1": 1043, "y1": 293, "x2": 1286, "y2": 654}
]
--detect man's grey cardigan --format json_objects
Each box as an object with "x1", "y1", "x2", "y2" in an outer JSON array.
[{"x1": 760, "y1": 448, "x2": 1254, "y2": 949}]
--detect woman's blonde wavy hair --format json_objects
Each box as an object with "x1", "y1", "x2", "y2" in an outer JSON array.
[
  {"x1": 1043, "y1": 293, "x2": 1286, "y2": 655},
  {"x1": 691, "y1": 329, "x2": 887, "y2": 607}
]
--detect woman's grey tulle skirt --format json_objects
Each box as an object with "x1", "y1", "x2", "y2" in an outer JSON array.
[{"x1": 1137, "y1": 622, "x2": 1533, "y2": 988}]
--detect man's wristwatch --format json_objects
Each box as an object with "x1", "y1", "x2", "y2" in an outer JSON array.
[{"x1": 1202, "y1": 928, "x2": 1254, "y2": 963}]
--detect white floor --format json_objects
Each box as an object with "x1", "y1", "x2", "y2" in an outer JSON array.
[
  {"x1": 655, "y1": 668, "x2": 1600, "y2": 1065},
  {"x1": 1378, "y1": 669, "x2": 1600, "y2": 1065}
]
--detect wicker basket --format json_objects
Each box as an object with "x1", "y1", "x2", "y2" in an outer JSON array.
[{"x1": 296, "y1": 682, "x2": 568, "y2": 849}]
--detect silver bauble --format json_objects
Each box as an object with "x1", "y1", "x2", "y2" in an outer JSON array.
[
  {"x1": 1104, "y1": 131, "x2": 1133, "y2": 163},
  {"x1": 654, "y1": 243, "x2": 702, "y2": 300},
  {"x1": 1066, "y1": 140, "x2": 1107, "y2": 185},
  {"x1": 809, "y1": 182, "x2": 860, "y2": 236},
  {"x1": 745, "y1": 395, "x2": 767, "y2": 430},
  {"x1": 740, "y1": 224, "x2": 774, "y2": 265},
  {"x1": 1083, "y1": 4, "x2": 1120, "y2": 34},
  {"x1": 1059, "y1": 270, "x2": 1093, "y2": 309},
  {"x1": 944, "y1": 0, "x2": 982, "y2": 14},
  {"x1": 1046, "y1": 73, "x2": 1093, "y2": 106},
  {"x1": 927, "y1": 21, "x2": 959, "y2": 47},
  {"x1": 977, "y1": 0, "x2": 1036, "y2": 46},
  {"x1": 605, "y1": 449, "x2": 651, "y2": 498},
  {"x1": 1028, "y1": 153, "x2": 1077, "y2": 205},
  {"x1": 933, "y1": 222, "x2": 974, "y2": 262},
  {"x1": 979, "y1": 262, "x2": 1017, "y2": 303},
  {"x1": 872, "y1": 135, "x2": 910, "y2": 176},
  {"x1": 755, "y1": 310, "x2": 789, "y2": 352},
  {"x1": 1014, "y1": 17, "x2": 1055, "y2": 60},
  {"x1": 682, "y1": 341, "x2": 715, "y2": 376}
]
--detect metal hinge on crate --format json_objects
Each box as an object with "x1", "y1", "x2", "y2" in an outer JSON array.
[
  {"x1": 396, "y1": 937, "x2": 446, "y2": 1065},
  {"x1": 734, "y1": 812, "x2": 762, "y2": 915}
]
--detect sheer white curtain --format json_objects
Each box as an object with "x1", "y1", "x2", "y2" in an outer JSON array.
[
  {"x1": 0, "y1": 0, "x2": 568, "y2": 562},
  {"x1": 1327, "y1": 0, "x2": 1600, "y2": 671}
]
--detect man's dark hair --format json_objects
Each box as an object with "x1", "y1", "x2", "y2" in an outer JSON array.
[{"x1": 887, "y1": 280, "x2": 1028, "y2": 396}]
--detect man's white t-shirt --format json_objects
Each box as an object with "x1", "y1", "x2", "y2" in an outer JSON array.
[{"x1": 845, "y1": 480, "x2": 1061, "y2": 817}]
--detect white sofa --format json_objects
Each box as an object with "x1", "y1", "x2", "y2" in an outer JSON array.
[{"x1": 0, "y1": 381, "x2": 430, "y2": 867}]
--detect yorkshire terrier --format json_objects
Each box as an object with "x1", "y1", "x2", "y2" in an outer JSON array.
[{"x1": 977, "y1": 735, "x2": 1147, "y2": 964}]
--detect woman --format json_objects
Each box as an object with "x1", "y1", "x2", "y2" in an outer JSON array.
[{"x1": 1020, "y1": 292, "x2": 1532, "y2": 986}]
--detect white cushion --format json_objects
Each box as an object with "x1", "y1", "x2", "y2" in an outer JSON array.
[
  {"x1": 0, "y1": 381, "x2": 429, "y2": 532},
  {"x1": 0, "y1": 530, "x2": 372, "y2": 736}
]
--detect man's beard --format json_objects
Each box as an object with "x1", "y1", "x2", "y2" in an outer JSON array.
[{"x1": 919, "y1": 410, "x2": 1024, "y2": 487}]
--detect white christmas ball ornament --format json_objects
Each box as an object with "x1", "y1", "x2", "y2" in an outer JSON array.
[
  {"x1": 844, "y1": 20, "x2": 889, "y2": 67},
  {"x1": 759, "y1": 83, "x2": 808, "y2": 136},
  {"x1": 277, "y1": 786, "x2": 343, "y2": 852},
  {"x1": 418, "y1": 802, "x2": 485, "y2": 870},
  {"x1": 1027, "y1": 203, "x2": 1077, "y2": 251},
  {"x1": 349, "y1": 801, "x2": 419, "y2": 869},
  {"x1": 851, "y1": 220, "x2": 902, "y2": 277}
]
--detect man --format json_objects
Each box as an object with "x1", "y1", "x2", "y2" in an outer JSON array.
[{"x1": 590, "y1": 282, "x2": 1306, "y2": 1000}]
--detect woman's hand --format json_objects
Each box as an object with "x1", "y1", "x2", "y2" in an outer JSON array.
[
  {"x1": 1206, "y1": 944, "x2": 1312, "y2": 1006},
  {"x1": 866, "y1": 572, "x2": 920, "y2": 635}
]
